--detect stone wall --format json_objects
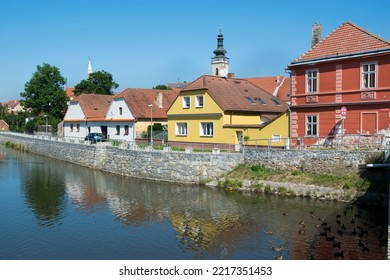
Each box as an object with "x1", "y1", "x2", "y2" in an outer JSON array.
[
  {"x1": 244, "y1": 148, "x2": 383, "y2": 174},
  {"x1": 0, "y1": 133, "x2": 243, "y2": 184},
  {"x1": 1, "y1": 133, "x2": 383, "y2": 183}
]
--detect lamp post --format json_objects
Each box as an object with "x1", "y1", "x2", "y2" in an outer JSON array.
[
  {"x1": 45, "y1": 114, "x2": 48, "y2": 136},
  {"x1": 148, "y1": 104, "x2": 153, "y2": 146}
]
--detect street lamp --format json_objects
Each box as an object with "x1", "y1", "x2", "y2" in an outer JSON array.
[
  {"x1": 148, "y1": 104, "x2": 153, "y2": 146},
  {"x1": 45, "y1": 114, "x2": 48, "y2": 136}
]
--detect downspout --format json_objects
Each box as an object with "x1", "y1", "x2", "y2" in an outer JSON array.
[{"x1": 285, "y1": 68, "x2": 292, "y2": 149}]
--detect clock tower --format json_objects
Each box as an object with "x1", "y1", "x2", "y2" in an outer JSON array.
[{"x1": 211, "y1": 30, "x2": 229, "y2": 77}]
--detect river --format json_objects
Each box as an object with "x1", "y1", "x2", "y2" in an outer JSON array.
[{"x1": 0, "y1": 145, "x2": 387, "y2": 260}]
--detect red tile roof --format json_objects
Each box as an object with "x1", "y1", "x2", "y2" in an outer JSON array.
[
  {"x1": 115, "y1": 88, "x2": 180, "y2": 120},
  {"x1": 0, "y1": 119, "x2": 9, "y2": 131},
  {"x1": 65, "y1": 87, "x2": 75, "y2": 100},
  {"x1": 182, "y1": 75, "x2": 288, "y2": 113},
  {"x1": 72, "y1": 94, "x2": 114, "y2": 120},
  {"x1": 244, "y1": 76, "x2": 291, "y2": 102},
  {"x1": 292, "y1": 21, "x2": 390, "y2": 64}
]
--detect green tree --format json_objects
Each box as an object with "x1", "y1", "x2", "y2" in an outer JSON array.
[
  {"x1": 20, "y1": 63, "x2": 68, "y2": 122},
  {"x1": 152, "y1": 84, "x2": 171, "y2": 90},
  {"x1": 74, "y1": 70, "x2": 119, "y2": 95}
]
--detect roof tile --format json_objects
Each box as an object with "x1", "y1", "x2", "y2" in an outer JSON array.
[{"x1": 293, "y1": 21, "x2": 390, "y2": 63}]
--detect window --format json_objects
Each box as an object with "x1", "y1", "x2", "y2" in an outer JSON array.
[
  {"x1": 196, "y1": 96, "x2": 204, "y2": 108},
  {"x1": 254, "y1": 97, "x2": 266, "y2": 104},
  {"x1": 306, "y1": 115, "x2": 318, "y2": 136},
  {"x1": 119, "y1": 107, "x2": 123, "y2": 115},
  {"x1": 272, "y1": 99, "x2": 281, "y2": 106},
  {"x1": 76, "y1": 124, "x2": 80, "y2": 132},
  {"x1": 70, "y1": 124, "x2": 73, "y2": 132},
  {"x1": 182, "y1": 96, "x2": 190, "y2": 108},
  {"x1": 272, "y1": 135, "x2": 281, "y2": 142},
  {"x1": 124, "y1": 125, "x2": 129, "y2": 135},
  {"x1": 362, "y1": 62, "x2": 376, "y2": 89},
  {"x1": 246, "y1": 97, "x2": 255, "y2": 104},
  {"x1": 306, "y1": 69, "x2": 318, "y2": 93},
  {"x1": 176, "y1": 122, "x2": 187, "y2": 136},
  {"x1": 116, "y1": 125, "x2": 120, "y2": 135},
  {"x1": 200, "y1": 122, "x2": 214, "y2": 137}
]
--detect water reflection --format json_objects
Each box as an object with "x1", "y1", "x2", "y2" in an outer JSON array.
[{"x1": 0, "y1": 145, "x2": 387, "y2": 260}]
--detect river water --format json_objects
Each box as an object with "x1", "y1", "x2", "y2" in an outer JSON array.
[{"x1": 0, "y1": 145, "x2": 387, "y2": 260}]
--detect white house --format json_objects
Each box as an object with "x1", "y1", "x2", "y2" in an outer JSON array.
[
  {"x1": 63, "y1": 94, "x2": 115, "y2": 140},
  {"x1": 104, "y1": 97, "x2": 135, "y2": 141}
]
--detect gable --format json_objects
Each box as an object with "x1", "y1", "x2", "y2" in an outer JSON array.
[
  {"x1": 291, "y1": 21, "x2": 390, "y2": 65},
  {"x1": 106, "y1": 98, "x2": 134, "y2": 120},
  {"x1": 64, "y1": 102, "x2": 86, "y2": 120}
]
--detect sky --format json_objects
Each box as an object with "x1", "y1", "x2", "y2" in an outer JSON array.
[{"x1": 1, "y1": 0, "x2": 390, "y2": 101}]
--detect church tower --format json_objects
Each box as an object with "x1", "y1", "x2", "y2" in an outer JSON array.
[{"x1": 211, "y1": 29, "x2": 229, "y2": 77}]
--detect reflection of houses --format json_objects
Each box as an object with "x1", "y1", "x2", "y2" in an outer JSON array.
[
  {"x1": 167, "y1": 75, "x2": 289, "y2": 147},
  {"x1": 115, "y1": 88, "x2": 179, "y2": 139},
  {"x1": 287, "y1": 22, "x2": 390, "y2": 145}
]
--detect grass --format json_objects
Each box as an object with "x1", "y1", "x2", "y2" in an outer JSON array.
[{"x1": 224, "y1": 163, "x2": 374, "y2": 192}]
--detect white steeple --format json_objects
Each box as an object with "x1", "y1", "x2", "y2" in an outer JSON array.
[{"x1": 88, "y1": 58, "x2": 93, "y2": 75}]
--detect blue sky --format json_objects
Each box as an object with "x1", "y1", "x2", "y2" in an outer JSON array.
[{"x1": 1, "y1": 0, "x2": 390, "y2": 101}]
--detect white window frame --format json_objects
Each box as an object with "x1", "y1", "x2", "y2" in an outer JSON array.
[
  {"x1": 361, "y1": 62, "x2": 377, "y2": 89},
  {"x1": 196, "y1": 95, "x2": 204, "y2": 108},
  {"x1": 306, "y1": 69, "x2": 318, "y2": 93},
  {"x1": 200, "y1": 122, "x2": 214, "y2": 137},
  {"x1": 306, "y1": 115, "x2": 319, "y2": 137},
  {"x1": 271, "y1": 135, "x2": 281, "y2": 142},
  {"x1": 176, "y1": 122, "x2": 188, "y2": 136},
  {"x1": 182, "y1": 96, "x2": 190, "y2": 108}
]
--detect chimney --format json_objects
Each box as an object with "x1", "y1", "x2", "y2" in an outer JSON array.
[
  {"x1": 227, "y1": 73, "x2": 235, "y2": 79},
  {"x1": 276, "y1": 75, "x2": 280, "y2": 86},
  {"x1": 311, "y1": 23, "x2": 322, "y2": 48},
  {"x1": 155, "y1": 92, "x2": 163, "y2": 108}
]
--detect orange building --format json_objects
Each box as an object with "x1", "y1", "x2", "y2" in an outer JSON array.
[{"x1": 288, "y1": 22, "x2": 390, "y2": 145}]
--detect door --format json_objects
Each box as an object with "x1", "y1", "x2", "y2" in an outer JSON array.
[{"x1": 100, "y1": 126, "x2": 108, "y2": 139}]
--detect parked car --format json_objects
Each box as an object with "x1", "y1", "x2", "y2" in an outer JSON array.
[{"x1": 85, "y1": 133, "x2": 105, "y2": 143}]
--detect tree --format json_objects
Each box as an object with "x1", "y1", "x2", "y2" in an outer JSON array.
[
  {"x1": 74, "y1": 70, "x2": 119, "y2": 95},
  {"x1": 20, "y1": 63, "x2": 68, "y2": 121},
  {"x1": 153, "y1": 84, "x2": 171, "y2": 90}
]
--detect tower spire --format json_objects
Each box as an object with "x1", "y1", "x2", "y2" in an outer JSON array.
[
  {"x1": 211, "y1": 29, "x2": 229, "y2": 77},
  {"x1": 88, "y1": 58, "x2": 93, "y2": 75}
]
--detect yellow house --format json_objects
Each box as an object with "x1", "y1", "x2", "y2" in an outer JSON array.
[{"x1": 167, "y1": 75, "x2": 290, "y2": 148}]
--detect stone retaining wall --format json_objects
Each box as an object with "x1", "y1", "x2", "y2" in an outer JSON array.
[
  {"x1": 244, "y1": 148, "x2": 382, "y2": 174},
  {"x1": 0, "y1": 134, "x2": 242, "y2": 183},
  {"x1": 0, "y1": 133, "x2": 383, "y2": 183}
]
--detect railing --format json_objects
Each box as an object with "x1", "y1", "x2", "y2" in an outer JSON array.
[
  {"x1": 1, "y1": 131, "x2": 387, "y2": 153},
  {"x1": 246, "y1": 134, "x2": 386, "y2": 151}
]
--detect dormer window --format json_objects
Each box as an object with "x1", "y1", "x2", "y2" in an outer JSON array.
[
  {"x1": 246, "y1": 97, "x2": 255, "y2": 104},
  {"x1": 182, "y1": 96, "x2": 190, "y2": 108},
  {"x1": 196, "y1": 96, "x2": 204, "y2": 108}
]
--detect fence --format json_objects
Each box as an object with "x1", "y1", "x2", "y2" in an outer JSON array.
[
  {"x1": 246, "y1": 134, "x2": 388, "y2": 151},
  {"x1": 1, "y1": 131, "x2": 388, "y2": 154}
]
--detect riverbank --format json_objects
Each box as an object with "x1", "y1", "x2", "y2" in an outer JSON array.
[
  {"x1": 205, "y1": 163, "x2": 388, "y2": 205},
  {"x1": 1, "y1": 132, "x2": 387, "y2": 204}
]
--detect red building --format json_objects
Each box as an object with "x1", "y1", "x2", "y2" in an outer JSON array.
[{"x1": 288, "y1": 22, "x2": 390, "y2": 146}]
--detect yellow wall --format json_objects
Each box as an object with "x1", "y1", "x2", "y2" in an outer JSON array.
[
  {"x1": 243, "y1": 112, "x2": 290, "y2": 147},
  {"x1": 168, "y1": 90, "x2": 290, "y2": 146}
]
